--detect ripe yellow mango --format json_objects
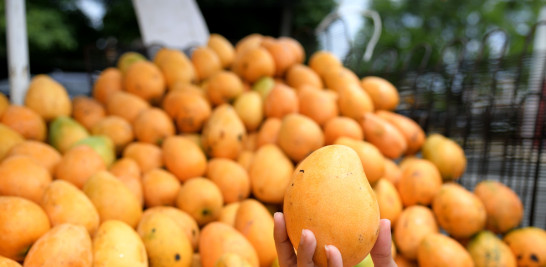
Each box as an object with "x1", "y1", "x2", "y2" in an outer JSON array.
[
  {"x1": 284, "y1": 145, "x2": 380, "y2": 267},
  {"x1": 23, "y1": 224, "x2": 92, "y2": 267},
  {"x1": 92, "y1": 220, "x2": 147, "y2": 267},
  {"x1": 137, "y1": 212, "x2": 193, "y2": 267}
]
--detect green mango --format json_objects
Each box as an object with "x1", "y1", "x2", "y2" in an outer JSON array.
[
  {"x1": 72, "y1": 135, "x2": 116, "y2": 166},
  {"x1": 48, "y1": 116, "x2": 89, "y2": 153},
  {"x1": 252, "y1": 76, "x2": 275, "y2": 100}
]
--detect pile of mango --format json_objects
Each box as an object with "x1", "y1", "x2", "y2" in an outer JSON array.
[{"x1": 0, "y1": 32, "x2": 545, "y2": 267}]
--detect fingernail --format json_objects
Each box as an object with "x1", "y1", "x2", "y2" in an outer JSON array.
[
  {"x1": 299, "y1": 229, "x2": 308, "y2": 246},
  {"x1": 325, "y1": 245, "x2": 330, "y2": 260},
  {"x1": 273, "y1": 212, "x2": 282, "y2": 220}
]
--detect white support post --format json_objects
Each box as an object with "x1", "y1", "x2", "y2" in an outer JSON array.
[{"x1": 6, "y1": 0, "x2": 30, "y2": 105}]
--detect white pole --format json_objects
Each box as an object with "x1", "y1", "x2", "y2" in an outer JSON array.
[{"x1": 6, "y1": 0, "x2": 30, "y2": 105}]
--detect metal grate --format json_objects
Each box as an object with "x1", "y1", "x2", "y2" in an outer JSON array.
[{"x1": 319, "y1": 16, "x2": 546, "y2": 228}]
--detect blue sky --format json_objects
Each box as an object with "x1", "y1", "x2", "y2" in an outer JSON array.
[{"x1": 76, "y1": 0, "x2": 106, "y2": 29}]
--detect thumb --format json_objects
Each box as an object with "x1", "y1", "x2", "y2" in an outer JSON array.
[{"x1": 370, "y1": 219, "x2": 396, "y2": 267}]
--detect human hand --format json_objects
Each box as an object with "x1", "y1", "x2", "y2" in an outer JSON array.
[{"x1": 273, "y1": 212, "x2": 397, "y2": 267}]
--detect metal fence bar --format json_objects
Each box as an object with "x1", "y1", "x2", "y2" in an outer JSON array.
[{"x1": 344, "y1": 21, "x2": 546, "y2": 228}]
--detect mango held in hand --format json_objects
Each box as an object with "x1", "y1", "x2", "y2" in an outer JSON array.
[{"x1": 283, "y1": 145, "x2": 380, "y2": 267}]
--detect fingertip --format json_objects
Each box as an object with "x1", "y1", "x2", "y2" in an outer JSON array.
[
  {"x1": 370, "y1": 219, "x2": 395, "y2": 266},
  {"x1": 380, "y1": 218, "x2": 391, "y2": 229},
  {"x1": 325, "y1": 245, "x2": 338, "y2": 259},
  {"x1": 299, "y1": 229, "x2": 307, "y2": 246},
  {"x1": 273, "y1": 212, "x2": 298, "y2": 266},
  {"x1": 380, "y1": 219, "x2": 392, "y2": 240},
  {"x1": 325, "y1": 245, "x2": 343, "y2": 267},
  {"x1": 325, "y1": 245, "x2": 340, "y2": 255},
  {"x1": 273, "y1": 211, "x2": 289, "y2": 244},
  {"x1": 297, "y1": 229, "x2": 317, "y2": 267},
  {"x1": 300, "y1": 229, "x2": 315, "y2": 243}
]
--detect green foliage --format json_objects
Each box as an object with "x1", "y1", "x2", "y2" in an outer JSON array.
[
  {"x1": 292, "y1": 0, "x2": 336, "y2": 30},
  {"x1": 100, "y1": 0, "x2": 141, "y2": 47},
  {"x1": 349, "y1": 0, "x2": 542, "y2": 73},
  {"x1": 291, "y1": 0, "x2": 336, "y2": 62},
  {"x1": 0, "y1": 0, "x2": 86, "y2": 54},
  {"x1": 25, "y1": 7, "x2": 78, "y2": 52},
  {"x1": 0, "y1": 0, "x2": 100, "y2": 77}
]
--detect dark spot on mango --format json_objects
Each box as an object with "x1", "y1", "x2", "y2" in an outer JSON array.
[
  {"x1": 359, "y1": 234, "x2": 364, "y2": 242},
  {"x1": 219, "y1": 131, "x2": 225, "y2": 138},
  {"x1": 151, "y1": 228, "x2": 156, "y2": 233},
  {"x1": 517, "y1": 255, "x2": 523, "y2": 260},
  {"x1": 18, "y1": 244, "x2": 32, "y2": 258},
  {"x1": 291, "y1": 183, "x2": 294, "y2": 186},
  {"x1": 202, "y1": 209, "x2": 211, "y2": 216},
  {"x1": 156, "y1": 138, "x2": 164, "y2": 146},
  {"x1": 192, "y1": 229, "x2": 196, "y2": 236},
  {"x1": 175, "y1": 253, "x2": 181, "y2": 261},
  {"x1": 299, "y1": 169, "x2": 304, "y2": 173},
  {"x1": 238, "y1": 134, "x2": 243, "y2": 141},
  {"x1": 531, "y1": 254, "x2": 539, "y2": 262}
]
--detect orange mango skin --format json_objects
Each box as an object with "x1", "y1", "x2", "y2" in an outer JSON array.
[{"x1": 284, "y1": 145, "x2": 380, "y2": 267}]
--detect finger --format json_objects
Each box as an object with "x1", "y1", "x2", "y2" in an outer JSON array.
[
  {"x1": 370, "y1": 219, "x2": 396, "y2": 267},
  {"x1": 296, "y1": 229, "x2": 317, "y2": 267},
  {"x1": 325, "y1": 245, "x2": 343, "y2": 267},
  {"x1": 274, "y1": 212, "x2": 297, "y2": 267}
]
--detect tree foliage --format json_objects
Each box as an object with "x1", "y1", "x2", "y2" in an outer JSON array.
[
  {"x1": 0, "y1": 0, "x2": 99, "y2": 76},
  {"x1": 100, "y1": 0, "x2": 140, "y2": 48},
  {"x1": 12, "y1": 0, "x2": 540, "y2": 77},
  {"x1": 347, "y1": 0, "x2": 542, "y2": 73}
]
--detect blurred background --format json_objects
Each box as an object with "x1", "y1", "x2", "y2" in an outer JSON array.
[
  {"x1": 1, "y1": 0, "x2": 546, "y2": 227},
  {"x1": 0, "y1": 0, "x2": 543, "y2": 78}
]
